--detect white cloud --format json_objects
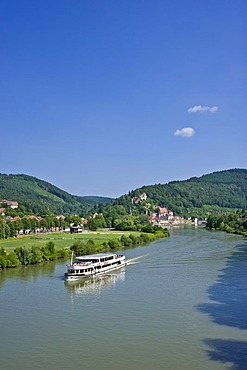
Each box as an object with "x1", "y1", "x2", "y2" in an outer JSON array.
[
  {"x1": 188, "y1": 105, "x2": 218, "y2": 113},
  {"x1": 174, "y1": 127, "x2": 195, "y2": 137}
]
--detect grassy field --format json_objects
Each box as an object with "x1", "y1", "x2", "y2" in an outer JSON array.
[{"x1": 0, "y1": 230, "x2": 139, "y2": 251}]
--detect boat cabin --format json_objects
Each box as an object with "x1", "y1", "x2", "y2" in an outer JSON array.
[
  {"x1": 76, "y1": 253, "x2": 116, "y2": 264},
  {"x1": 65, "y1": 252, "x2": 126, "y2": 280}
]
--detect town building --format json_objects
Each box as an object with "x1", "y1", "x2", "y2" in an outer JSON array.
[{"x1": 0, "y1": 200, "x2": 19, "y2": 209}]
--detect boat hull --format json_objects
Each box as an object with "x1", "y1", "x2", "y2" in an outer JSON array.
[{"x1": 64, "y1": 255, "x2": 126, "y2": 281}]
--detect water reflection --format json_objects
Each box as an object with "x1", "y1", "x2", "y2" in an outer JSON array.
[
  {"x1": 198, "y1": 240, "x2": 247, "y2": 369},
  {"x1": 198, "y1": 242, "x2": 247, "y2": 330},
  {"x1": 64, "y1": 271, "x2": 126, "y2": 297},
  {"x1": 204, "y1": 339, "x2": 247, "y2": 370},
  {"x1": 0, "y1": 260, "x2": 57, "y2": 286}
]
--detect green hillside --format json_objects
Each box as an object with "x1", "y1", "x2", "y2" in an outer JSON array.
[
  {"x1": 98, "y1": 169, "x2": 247, "y2": 220},
  {"x1": 0, "y1": 174, "x2": 112, "y2": 215},
  {"x1": 0, "y1": 169, "x2": 246, "y2": 218},
  {"x1": 78, "y1": 195, "x2": 113, "y2": 205}
]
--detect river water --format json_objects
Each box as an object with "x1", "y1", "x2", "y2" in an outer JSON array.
[{"x1": 0, "y1": 227, "x2": 246, "y2": 370}]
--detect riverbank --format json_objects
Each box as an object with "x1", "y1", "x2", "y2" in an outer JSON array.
[{"x1": 0, "y1": 228, "x2": 170, "y2": 270}]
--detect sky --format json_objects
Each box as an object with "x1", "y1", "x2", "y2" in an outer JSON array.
[{"x1": 0, "y1": 0, "x2": 246, "y2": 198}]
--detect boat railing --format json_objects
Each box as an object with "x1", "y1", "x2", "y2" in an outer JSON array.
[{"x1": 66, "y1": 261, "x2": 98, "y2": 267}]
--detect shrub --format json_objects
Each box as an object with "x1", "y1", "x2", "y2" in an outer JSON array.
[
  {"x1": 6, "y1": 252, "x2": 21, "y2": 268},
  {"x1": 31, "y1": 246, "x2": 43, "y2": 264},
  {"x1": 0, "y1": 255, "x2": 7, "y2": 269},
  {"x1": 108, "y1": 238, "x2": 122, "y2": 249},
  {"x1": 129, "y1": 234, "x2": 140, "y2": 245},
  {"x1": 56, "y1": 248, "x2": 68, "y2": 259},
  {"x1": 140, "y1": 233, "x2": 151, "y2": 243},
  {"x1": 120, "y1": 235, "x2": 132, "y2": 247}
]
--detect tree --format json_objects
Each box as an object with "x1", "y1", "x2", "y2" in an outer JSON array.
[
  {"x1": 41, "y1": 241, "x2": 56, "y2": 260},
  {"x1": 140, "y1": 233, "x2": 151, "y2": 243},
  {"x1": 114, "y1": 215, "x2": 137, "y2": 231},
  {"x1": 141, "y1": 223, "x2": 154, "y2": 233},
  {"x1": 0, "y1": 220, "x2": 10, "y2": 239},
  {"x1": 70, "y1": 239, "x2": 96, "y2": 256},
  {"x1": 58, "y1": 218, "x2": 66, "y2": 230},
  {"x1": 120, "y1": 235, "x2": 132, "y2": 247},
  {"x1": 22, "y1": 217, "x2": 31, "y2": 234},
  {"x1": 39, "y1": 218, "x2": 48, "y2": 231},
  {"x1": 108, "y1": 238, "x2": 122, "y2": 249},
  {"x1": 14, "y1": 219, "x2": 23, "y2": 235},
  {"x1": 47, "y1": 241, "x2": 55, "y2": 255},
  {"x1": 70, "y1": 216, "x2": 82, "y2": 226},
  {"x1": 6, "y1": 251, "x2": 21, "y2": 267},
  {"x1": 71, "y1": 241, "x2": 86, "y2": 256},
  {"x1": 129, "y1": 234, "x2": 140, "y2": 245},
  {"x1": 6, "y1": 220, "x2": 16, "y2": 237},
  {"x1": 0, "y1": 255, "x2": 7, "y2": 269},
  {"x1": 30, "y1": 218, "x2": 38, "y2": 233},
  {"x1": 31, "y1": 246, "x2": 43, "y2": 264},
  {"x1": 87, "y1": 218, "x2": 98, "y2": 231},
  {"x1": 14, "y1": 246, "x2": 32, "y2": 265},
  {"x1": 95, "y1": 214, "x2": 107, "y2": 228}
]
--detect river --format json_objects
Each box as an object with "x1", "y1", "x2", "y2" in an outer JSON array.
[{"x1": 0, "y1": 227, "x2": 246, "y2": 370}]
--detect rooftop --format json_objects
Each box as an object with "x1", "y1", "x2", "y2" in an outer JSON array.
[{"x1": 76, "y1": 253, "x2": 118, "y2": 260}]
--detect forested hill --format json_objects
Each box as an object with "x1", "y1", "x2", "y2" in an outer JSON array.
[
  {"x1": 0, "y1": 169, "x2": 246, "y2": 218},
  {"x1": 187, "y1": 168, "x2": 247, "y2": 187},
  {"x1": 98, "y1": 169, "x2": 247, "y2": 219},
  {"x1": 0, "y1": 174, "x2": 112, "y2": 214},
  {"x1": 77, "y1": 196, "x2": 113, "y2": 206}
]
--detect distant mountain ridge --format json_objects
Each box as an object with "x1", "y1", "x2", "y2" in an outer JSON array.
[
  {"x1": 0, "y1": 174, "x2": 112, "y2": 214},
  {"x1": 186, "y1": 168, "x2": 247, "y2": 186},
  {"x1": 100, "y1": 169, "x2": 247, "y2": 219},
  {"x1": 0, "y1": 169, "x2": 246, "y2": 217}
]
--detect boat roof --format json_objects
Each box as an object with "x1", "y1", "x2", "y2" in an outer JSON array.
[{"x1": 76, "y1": 253, "x2": 117, "y2": 260}]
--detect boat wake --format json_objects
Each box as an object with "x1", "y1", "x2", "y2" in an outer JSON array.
[{"x1": 126, "y1": 255, "x2": 147, "y2": 265}]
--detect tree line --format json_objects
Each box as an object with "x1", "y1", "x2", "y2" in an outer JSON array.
[
  {"x1": 206, "y1": 210, "x2": 247, "y2": 236},
  {"x1": 0, "y1": 241, "x2": 68, "y2": 269},
  {"x1": 0, "y1": 227, "x2": 169, "y2": 270},
  {"x1": 0, "y1": 215, "x2": 78, "y2": 239},
  {"x1": 70, "y1": 228, "x2": 169, "y2": 257},
  {"x1": 0, "y1": 207, "x2": 170, "y2": 240}
]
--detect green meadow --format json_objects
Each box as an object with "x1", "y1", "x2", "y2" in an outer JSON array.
[{"x1": 0, "y1": 230, "x2": 139, "y2": 251}]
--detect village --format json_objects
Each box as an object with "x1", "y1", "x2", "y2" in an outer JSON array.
[
  {"x1": 131, "y1": 192, "x2": 186, "y2": 226},
  {"x1": 0, "y1": 195, "x2": 189, "y2": 237},
  {"x1": 149, "y1": 207, "x2": 185, "y2": 226}
]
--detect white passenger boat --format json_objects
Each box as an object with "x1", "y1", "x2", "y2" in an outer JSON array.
[{"x1": 64, "y1": 252, "x2": 126, "y2": 281}]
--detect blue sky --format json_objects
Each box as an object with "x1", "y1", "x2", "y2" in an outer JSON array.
[{"x1": 1, "y1": 0, "x2": 246, "y2": 197}]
